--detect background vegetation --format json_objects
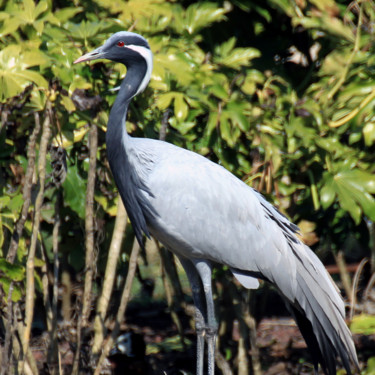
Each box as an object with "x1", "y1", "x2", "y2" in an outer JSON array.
[{"x1": 0, "y1": 0, "x2": 374, "y2": 373}]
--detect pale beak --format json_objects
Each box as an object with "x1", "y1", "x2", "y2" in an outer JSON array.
[{"x1": 74, "y1": 47, "x2": 106, "y2": 64}]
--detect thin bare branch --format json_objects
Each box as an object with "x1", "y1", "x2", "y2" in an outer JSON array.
[
  {"x1": 243, "y1": 291, "x2": 262, "y2": 375},
  {"x1": 0, "y1": 283, "x2": 15, "y2": 375},
  {"x1": 94, "y1": 237, "x2": 140, "y2": 375},
  {"x1": 92, "y1": 199, "x2": 128, "y2": 354},
  {"x1": 215, "y1": 350, "x2": 233, "y2": 375},
  {"x1": 72, "y1": 123, "x2": 98, "y2": 375},
  {"x1": 350, "y1": 258, "x2": 369, "y2": 320},
  {"x1": 20, "y1": 103, "x2": 52, "y2": 374},
  {"x1": 157, "y1": 242, "x2": 186, "y2": 349},
  {"x1": 82, "y1": 123, "x2": 98, "y2": 324},
  {"x1": 42, "y1": 190, "x2": 62, "y2": 374},
  {"x1": 335, "y1": 251, "x2": 352, "y2": 302}
]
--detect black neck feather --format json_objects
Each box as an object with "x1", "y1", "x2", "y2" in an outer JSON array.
[{"x1": 106, "y1": 59, "x2": 152, "y2": 247}]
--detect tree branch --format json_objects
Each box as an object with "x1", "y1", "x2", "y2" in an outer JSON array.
[
  {"x1": 93, "y1": 237, "x2": 140, "y2": 375},
  {"x1": 92, "y1": 199, "x2": 127, "y2": 355},
  {"x1": 72, "y1": 123, "x2": 98, "y2": 375},
  {"x1": 20, "y1": 103, "x2": 52, "y2": 374}
]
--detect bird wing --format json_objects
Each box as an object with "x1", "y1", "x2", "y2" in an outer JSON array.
[{"x1": 145, "y1": 143, "x2": 300, "y2": 295}]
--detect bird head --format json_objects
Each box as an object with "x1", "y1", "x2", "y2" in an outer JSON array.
[
  {"x1": 74, "y1": 31, "x2": 151, "y2": 66},
  {"x1": 74, "y1": 31, "x2": 153, "y2": 95}
]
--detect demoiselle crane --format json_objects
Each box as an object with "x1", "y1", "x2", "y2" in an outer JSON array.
[{"x1": 74, "y1": 32, "x2": 359, "y2": 375}]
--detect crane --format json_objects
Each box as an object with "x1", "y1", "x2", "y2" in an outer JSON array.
[{"x1": 74, "y1": 31, "x2": 359, "y2": 375}]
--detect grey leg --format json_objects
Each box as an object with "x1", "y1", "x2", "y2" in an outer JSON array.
[
  {"x1": 193, "y1": 259, "x2": 217, "y2": 375},
  {"x1": 177, "y1": 256, "x2": 206, "y2": 375}
]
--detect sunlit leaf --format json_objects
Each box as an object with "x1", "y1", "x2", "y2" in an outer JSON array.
[
  {"x1": 173, "y1": 2, "x2": 227, "y2": 35},
  {"x1": 363, "y1": 122, "x2": 375, "y2": 146},
  {"x1": 215, "y1": 46, "x2": 260, "y2": 70},
  {"x1": 174, "y1": 93, "x2": 188, "y2": 121},
  {"x1": 156, "y1": 92, "x2": 175, "y2": 110},
  {"x1": 61, "y1": 94, "x2": 76, "y2": 112},
  {"x1": 54, "y1": 6, "x2": 83, "y2": 22},
  {"x1": 0, "y1": 45, "x2": 48, "y2": 101}
]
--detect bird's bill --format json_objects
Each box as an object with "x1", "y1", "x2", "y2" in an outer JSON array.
[{"x1": 74, "y1": 47, "x2": 106, "y2": 64}]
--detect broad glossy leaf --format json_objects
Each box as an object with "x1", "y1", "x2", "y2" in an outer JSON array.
[
  {"x1": 0, "y1": 45, "x2": 48, "y2": 101},
  {"x1": 334, "y1": 180, "x2": 362, "y2": 224},
  {"x1": 174, "y1": 2, "x2": 227, "y2": 35},
  {"x1": 174, "y1": 93, "x2": 188, "y2": 121},
  {"x1": 156, "y1": 53, "x2": 194, "y2": 86},
  {"x1": 215, "y1": 46, "x2": 260, "y2": 70},
  {"x1": 338, "y1": 169, "x2": 375, "y2": 194},
  {"x1": 156, "y1": 92, "x2": 175, "y2": 110},
  {"x1": 28, "y1": 88, "x2": 47, "y2": 111}
]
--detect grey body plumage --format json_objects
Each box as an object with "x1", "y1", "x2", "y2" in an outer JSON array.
[{"x1": 75, "y1": 31, "x2": 359, "y2": 375}]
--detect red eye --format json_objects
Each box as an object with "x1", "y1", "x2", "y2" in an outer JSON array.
[{"x1": 117, "y1": 41, "x2": 125, "y2": 47}]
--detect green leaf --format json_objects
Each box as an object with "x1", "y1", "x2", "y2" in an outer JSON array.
[
  {"x1": 62, "y1": 163, "x2": 86, "y2": 220},
  {"x1": 210, "y1": 84, "x2": 228, "y2": 100},
  {"x1": 61, "y1": 95, "x2": 76, "y2": 112},
  {"x1": 0, "y1": 17, "x2": 22, "y2": 37},
  {"x1": 157, "y1": 92, "x2": 175, "y2": 110},
  {"x1": 320, "y1": 177, "x2": 336, "y2": 209},
  {"x1": 363, "y1": 357, "x2": 375, "y2": 375},
  {"x1": 54, "y1": 7, "x2": 83, "y2": 22},
  {"x1": 0, "y1": 259, "x2": 25, "y2": 281},
  {"x1": 28, "y1": 88, "x2": 47, "y2": 111},
  {"x1": 338, "y1": 170, "x2": 375, "y2": 194},
  {"x1": 0, "y1": 277, "x2": 23, "y2": 302},
  {"x1": 174, "y1": 93, "x2": 188, "y2": 121},
  {"x1": 8, "y1": 194, "x2": 23, "y2": 214},
  {"x1": 214, "y1": 38, "x2": 260, "y2": 70},
  {"x1": 0, "y1": 45, "x2": 48, "y2": 101},
  {"x1": 335, "y1": 181, "x2": 362, "y2": 223},
  {"x1": 363, "y1": 123, "x2": 375, "y2": 146},
  {"x1": 174, "y1": 2, "x2": 227, "y2": 35},
  {"x1": 68, "y1": 75, "x2": 92, "y2": 96},
  {"x1": 296, "y1": 15, "x2": 354, "y2": 42},
  {"x1": 350, "y1": 314, "x2": 375, "y2": 335},
  {"x1": 331, "y1": 169, "x2": 375, "y2": 223}
]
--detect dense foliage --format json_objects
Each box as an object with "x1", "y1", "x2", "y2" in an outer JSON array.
[{"x1": 0, "y1": 0, "x2": 374, "y2": 373}]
